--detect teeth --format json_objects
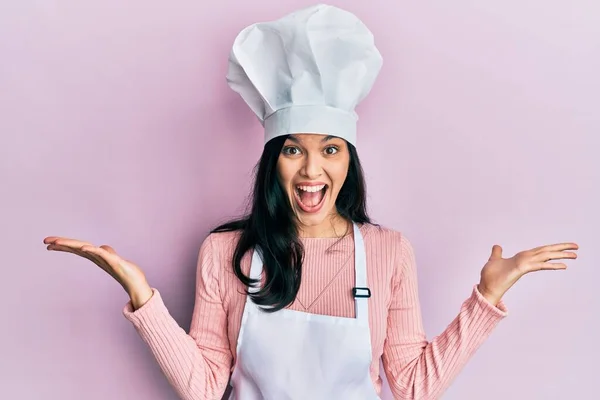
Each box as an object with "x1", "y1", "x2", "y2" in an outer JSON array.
[{"x1": 296, "y1": 184, "x2": 326, "y2": 193}]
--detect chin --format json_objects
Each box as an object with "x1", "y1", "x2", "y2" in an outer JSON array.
[{"x1": 296, "y1": 212, "x2": 328, "y2": 226}]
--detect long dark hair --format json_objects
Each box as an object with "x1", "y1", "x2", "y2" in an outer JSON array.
[{"x1": 211, "y1": 134, "x2": 372, "y2": 312}]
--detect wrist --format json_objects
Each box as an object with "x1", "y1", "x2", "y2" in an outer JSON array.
[
  {"x1": 127, "y1": 281, "x2": 153, "y2": 310},
  {"x1": 477, "y1": 283, "x2": 501, "y2": 306}
]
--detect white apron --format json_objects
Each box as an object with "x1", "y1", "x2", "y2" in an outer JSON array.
[{"x1": 228, "y1": 222, "x2": 380, "y2": 400}]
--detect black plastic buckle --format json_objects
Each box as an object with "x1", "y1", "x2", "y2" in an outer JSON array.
[{"x1": 352, "y1": 287, "x2": 371, "y2": 298}]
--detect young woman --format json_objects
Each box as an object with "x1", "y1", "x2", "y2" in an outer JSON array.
[{"x1": 43, "y1": 5, "x2": 578, "y2": 400}]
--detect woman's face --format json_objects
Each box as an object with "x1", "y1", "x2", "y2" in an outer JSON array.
[{"x1": 276, "y1": 134, "x2": 350, "y2": 232}]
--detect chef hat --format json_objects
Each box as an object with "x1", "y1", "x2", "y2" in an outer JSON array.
[{"x1": 226, "y1": 3, "x2": 383, "y2": 146}]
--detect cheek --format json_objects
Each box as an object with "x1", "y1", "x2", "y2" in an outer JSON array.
[
  {"x1": 328, "y1": 162, "x2": 350, "y2": 192},
  {"x1": 276, "y1": 160, "x2": 296, "y2": 191}
]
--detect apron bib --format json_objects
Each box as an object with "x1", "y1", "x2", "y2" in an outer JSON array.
[{"x1": 228, "y1": 223, "x2": 380, "y2": 400}]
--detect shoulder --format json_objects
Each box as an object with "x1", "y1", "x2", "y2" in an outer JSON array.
[
  {"x1": 359, "y1": 222, "x2": 411, "y2": 249},
  {"x1": 193, "y1": 230, "x2": 246, "y2": 292},
  {"x1": 204, "y1": 229, "x2": 241, "y2": 249},
  {"x1": 198, "y1": 229, "x2": 244, "y2": 264},
  {"x1": 359, "y1": 222, "x2": 416, "y2": 274}
]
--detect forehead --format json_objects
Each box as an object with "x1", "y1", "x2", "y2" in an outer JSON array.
[{"x1": 286, "y1": 134, "x2": 342, "y2": 144}]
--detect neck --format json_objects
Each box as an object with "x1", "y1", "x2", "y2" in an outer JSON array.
[{"x1": 297, "y1": 214, "x2": 351, "y2": 238}]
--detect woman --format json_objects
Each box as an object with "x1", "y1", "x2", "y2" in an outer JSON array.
[{"x1": 43, "y1": 4, "x2": 578, "y2": 400}]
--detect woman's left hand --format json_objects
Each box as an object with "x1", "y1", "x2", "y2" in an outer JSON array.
[{"x1": 477, "y1": 242, "x2": 579, "y2": 306}]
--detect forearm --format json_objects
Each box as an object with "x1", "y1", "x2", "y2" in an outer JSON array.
[
  {"x1": 385, "y1": 285, "x2": 507, "y2": 400},
  {"x1": 123, "y1": 289, "x2": 231, "y2": 400}
]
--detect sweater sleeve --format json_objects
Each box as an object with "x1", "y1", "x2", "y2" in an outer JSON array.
[
  {"x1": 122, "y1": 234, "x2": 232, "y2": 400},
  {"x1": 382, "y1": 234, "x2": 508, "y2": 400}
]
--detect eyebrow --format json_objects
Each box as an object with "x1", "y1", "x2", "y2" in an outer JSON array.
[{"x1": 287, "y1": 135, "x2": 337, "y2": 143}]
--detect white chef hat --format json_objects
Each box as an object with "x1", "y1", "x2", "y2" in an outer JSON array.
[{"x1": 226, "y1": 3, "x2": 383, "y2": 146}]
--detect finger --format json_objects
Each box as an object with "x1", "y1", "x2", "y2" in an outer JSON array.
[
  {"x1": 533, "y1": 251, "x2": 578, "y2": 263},
  {"x1": 52, "y1": 238, "x2": 95, "y2": 250},
  {"x1": 47, "y1": 244, "x2": 95, "y2": 261},
  {"x1": 47, "y1": 244, "x2": 114, "y2": 276},
  {"x1": 532, "y1": 242, "x2": 579, "y2": 253},
  {"x1": 44, "y1": 236, "x2": 62, "y2": 244},
  {"x1": 531, "y1": 262, "x2": 568, "y2": 271},
  {"x1": 44, "y1": 236, "x2": 89, "y2": 245}
]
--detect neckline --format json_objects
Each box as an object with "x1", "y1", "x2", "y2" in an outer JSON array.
[
  {"x1": 299, "y1": 222, "x2": 364, "y2": 241},
  {"x1": 299, "y1": 230, "x2": 355, "y2": 241},
  {"x1": 300, "y1": 235, "x2": 351, "y2": 240}
]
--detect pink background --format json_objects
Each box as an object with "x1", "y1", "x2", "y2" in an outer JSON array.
[{"x1": 1, "y1": 1, "x2": 598, "y2": 399}]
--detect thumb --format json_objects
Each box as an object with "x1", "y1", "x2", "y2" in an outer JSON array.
[
  {"x1": 489, "y1": 244, "x2": 503, "y2": 260},
  {"x1": 100, "y1": 244, "x2": 117, "y2": 255}
]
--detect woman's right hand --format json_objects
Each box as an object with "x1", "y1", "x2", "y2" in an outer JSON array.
[{"x1": 43, "y1": 236, "x2": 154, "y2": 309}]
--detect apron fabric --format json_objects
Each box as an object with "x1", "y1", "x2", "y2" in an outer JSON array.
[{"x1": 228, "y1": 222, "x2": 380, "y2": 400}]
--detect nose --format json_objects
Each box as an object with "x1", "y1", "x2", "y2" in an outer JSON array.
[{"x1": 300, "y1": 152, "x2": 323, "y2": 179}]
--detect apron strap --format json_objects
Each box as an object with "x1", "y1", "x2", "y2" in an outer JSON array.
[
  {"x1": 352, "y1": 222, "x2": 369, "y2": 324},
  {"x1": 249, "y1": 248, "x2": 263, "y2": 292},
  {"x1": 247, "y1": 222, "x2": 370, "y2": 324}
]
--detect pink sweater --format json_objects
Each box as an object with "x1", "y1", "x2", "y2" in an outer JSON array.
[{"x1": 123, "y1": 223, "x2": 507, "y2": 400}]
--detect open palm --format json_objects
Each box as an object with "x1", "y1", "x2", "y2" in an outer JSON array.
[
  {"x1": 43, "y1": 236, "x2": 147, "y2": 295},
  {"x1": 478, "y1": 242, "x2": 578, "y2": 305}
]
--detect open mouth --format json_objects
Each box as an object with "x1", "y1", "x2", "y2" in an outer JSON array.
[{"x1": 293, "y1": 184, "x2": 328, "y2": 213}]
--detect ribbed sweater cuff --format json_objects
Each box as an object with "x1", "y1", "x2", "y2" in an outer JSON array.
[
  {"x1": 470, "y1": 284, "x2": 508, "y2": 318},
  {"x1": 122, "y1": 288, "x2": 171, "y2": 332}
]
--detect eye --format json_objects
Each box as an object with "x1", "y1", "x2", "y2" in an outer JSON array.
[
  {"x1": 324, "y1": 146, "x2": 339, "y2": 155},
  {"x1": 282, "y1": 146, "x2": 301, "y2": 156}
]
